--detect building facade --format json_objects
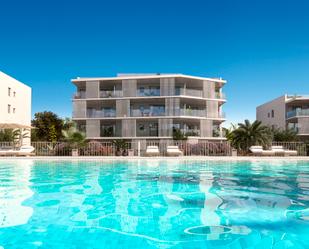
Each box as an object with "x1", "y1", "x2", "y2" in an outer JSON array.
[
  {"x1": 72, "y1": 74, "x2": 226, "y2": 141},
  {"x1": 0, "y1": 71, "x2": 32, "y2": 126},
  {"x1": 257, "y1": 94, "x2": 309, "y2": 140},
  {"x1": 0, "y1": 71, "x2": 32, "y2": 144}
]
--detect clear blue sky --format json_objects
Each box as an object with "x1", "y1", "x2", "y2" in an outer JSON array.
[{"x1": 1, "y1": 0, "x2": 309, "y2": 126}]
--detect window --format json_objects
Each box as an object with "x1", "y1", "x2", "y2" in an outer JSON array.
[
  {"x1": 13, "y1": 108, "x2": 16, "y2": 114},
  {"x1": 267, "y1": 113, "x2": 270, "y2": 118},
  {"x1": 8, "y1": 87, "x2": 11, "y2": 96},
  {"x1": 271, "y1": 110, "x2": 274, "y2": 118},
  {"x1": 13, "y1": 91, "x2": 16, "y2": 97},
  {"x1": 8, "y1": 104, "x2": 11, "y2": 113}
]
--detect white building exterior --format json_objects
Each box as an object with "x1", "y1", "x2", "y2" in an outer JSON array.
[
  {"x1": 0, "y1": 71, "x2": 32, "y2": 143},
  {"x1": 257, "y1": 94, "x2": 309, "y2": 140},
  {"x1": 72, "y1": 73, "x2": 227, "y2": 142}
]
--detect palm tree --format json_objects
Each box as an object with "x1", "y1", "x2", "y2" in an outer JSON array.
[
  {"x1": 223, "y1": 123, "x2": 237, "y2": 142},
  {"x1": 272, "y1": 128, "x2": 298, "y2": 142},
  {"x1": 231, "y1": 120, "x2": 271, "y2": 153},
  {"x1": 62, "y1": 126, "x2": 86, "y2": 149},
  {"x1": 0, "y1": 129, "x2": 29, "y2": 147}
]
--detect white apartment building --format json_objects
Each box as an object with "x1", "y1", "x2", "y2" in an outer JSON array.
[
  {"x1": 72, "y1": 73, "x2": 227, "y2": 142},
  {"x1": 0, "y1": 71, "x2": 32, "y2": 143},
  {"x1": 257, "y1": 94, "x2": 309, "y2": 140}
]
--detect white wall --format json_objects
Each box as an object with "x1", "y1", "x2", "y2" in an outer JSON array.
[
  {"x1": 256, "y1": 95, "x2": 286, "y2": 129},
  {"x1": 0, "y1": 71, "x2": 32, "y2": 144},
  {"x1": 0, "y1": 71, "x2": 31, "y2": 125}
]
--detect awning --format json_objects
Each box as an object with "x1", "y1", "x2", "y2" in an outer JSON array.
[{"x1": 0, "y1": 123, "x2": 34, "y2": 129}]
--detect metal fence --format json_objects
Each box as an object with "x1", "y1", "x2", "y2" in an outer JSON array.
[
  {"x1": 0, "y1": 140, "x2": 232, "y2": 157},
  {"x1": 272, "y1": 142, "x2": 307, "y2": 156},
  {"x1": 0, "y1": 141, "x2": 307, "y2": 157}
]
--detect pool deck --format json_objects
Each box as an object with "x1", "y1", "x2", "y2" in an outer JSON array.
[{"x1": 0, "y1": 156, "x2": 309, "y2": 161}]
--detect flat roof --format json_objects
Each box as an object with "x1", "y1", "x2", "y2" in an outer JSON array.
[
  {"x1": 71, "y1": 74, "x2": 226, "y2": 83},
  {"x1": 286, "y1": 95, "x2": 309, "y2": 103},
  {"x1": 0, "y1": 71, "x2": 31, "y2": 90}
]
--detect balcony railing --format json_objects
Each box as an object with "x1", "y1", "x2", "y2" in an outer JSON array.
[
  {"x1": 180, "y1": 129, "x2": 200, "y2": 136},
  {"x1": 130, "y1": 109, "x2": 165, "y2": 117},
  {"x1": 136, "y1": 88, "x2": 160, "y2": 97},
  {"x1": 87, "y1": 110, "x2": 116, "y2": 118},
  {"x1": 178, "y1": 109, "x2": 207, "y2": 117},
  {"x1": 215, "y1": 92, "x2": 226, "y2": 99},
  {"x1": 73, "y1": 91, "x2": 86, "y2": 99},
  {"x1": 175, "y1": 88, "x2": 203, "y2": 98},
  {"x1": 287, "y1": 109, "x2": 309, "y2": 118},
  {"x1": 100, "y1": 90, "x2": 123, "y2": 98}
]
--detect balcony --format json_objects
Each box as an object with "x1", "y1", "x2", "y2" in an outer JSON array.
[
  {"x1": 131, "y1": 107, "x2": 165, "y2": 117},
  {"x1": 137, "y1": 88, "x2": 160, "y2": 97},
  {"x1": 286, "y1": 109, "x2": 309, "y2": 119},
  {"x1": 100, "y1": 90, "x2": 123, "y2": 98},
  {"x1": 101, "y1": 126, "x2": 116, "y2": 137},
  {"x1": 87, "y1": 109, "x2": 116, "y2": 118},
  {"x1": 178, "y1": 109, "x2": 207, "y2": 117},
  {"x1": 175, "y1": 88, "x2": 203, "y2": 98},
  {"x1": 181, "y1": 129, "x2": 200, "y2": 136},
  {"x1": 215, "y1": 92, "x2": 226, "y2": 99},
  {"x1": 73, "y1": 91, "x2": 86, "y2": 99}
]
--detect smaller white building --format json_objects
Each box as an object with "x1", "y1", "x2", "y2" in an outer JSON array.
[
  {"x1": 257, "y1": 94, "x2": 309, "y2": 140},
  {"x1": 0, "y1": 71, "x2": 32, "y2": 143}
]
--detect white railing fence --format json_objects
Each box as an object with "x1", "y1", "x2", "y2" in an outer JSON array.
[{"x1": 0, "y1": 141, "x2": 307, "y2": 156}]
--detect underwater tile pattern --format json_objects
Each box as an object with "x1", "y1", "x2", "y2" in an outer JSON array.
[{"x1": 0, "y1": 159, "x2": 308, "y2": 248}]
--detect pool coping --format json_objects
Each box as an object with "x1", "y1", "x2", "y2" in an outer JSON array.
[{"x1": 0, "y1": 156, "x2": 309, "y2": 161}]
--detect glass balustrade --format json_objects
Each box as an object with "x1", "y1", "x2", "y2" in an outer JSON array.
[
  {"x1": 137, "y1": 88, "x2": 160, "y2": 97},
  {"x1": 100, "y1": 90, "x2": 122, "y2": 98},
  {"x1": 175, "y1": 88, "x2": 203, "y2": 97},
  {"x1": 131, "y1": 106, "x2": 165, "y2": 117},
  {"x1": 74, "y1": 91, "x2": 86, "y2": 99},
  {"x1": 87, "y1": 109, "x2": 116, "y2": 118},
  {"x1": 178, "y1": 109, "x2": 207, "y2": 117},
  {"x1": 287, "y1": 109, "x2": 309, "y2": 118}
]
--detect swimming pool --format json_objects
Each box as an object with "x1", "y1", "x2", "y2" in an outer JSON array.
[{"x1": 0, "y1": 159, "x2": 308, "y2": 248}]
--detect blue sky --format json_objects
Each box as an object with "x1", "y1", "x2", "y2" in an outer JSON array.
[{"x1": 1, "y1": 0, "x2": 309, "y2": 126}]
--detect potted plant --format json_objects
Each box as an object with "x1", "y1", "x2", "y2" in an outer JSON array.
[
  {"x1": 113, "y1": 139, "x2": 128, "y2": 156},
  {"x1": 62, "y1": 126, "x2": 86, "y2": 156}
]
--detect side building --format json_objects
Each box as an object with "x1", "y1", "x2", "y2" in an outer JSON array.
[
  {"x1": 256, "y1": 94, "x2": 309, "y2": 140},
  {"x1": 71, "y1": 74, "x2": 227, "y2": 142},
  {"x1": 0, "y1": 71, "x2": 32, "y2": 144}
]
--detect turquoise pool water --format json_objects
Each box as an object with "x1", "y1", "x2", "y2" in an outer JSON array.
[{"x1": 0, "y1": 159, "x2": 308, "y2": 249}]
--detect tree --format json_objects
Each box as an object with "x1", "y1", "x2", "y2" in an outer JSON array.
[
  {"x1": 32, "y1": 112, "x2": 64, "y2": 141},
  {"x1": 112, "y1": 139, "x2": 128, "y2": 156},
  {"x1": 0, "y1": 130, "x2": 14, "y2": 142},
  {"x1": 272, "y1": 128, "x2": 298, "y2": 142},
  {"x1": 49, "y1": 125, "x2": 58, "y2": 142},
  {"x1": 231, "y1": 120, "x2": 272, "y2": 153},
  {"x1": 223, "y1": 123, "x2": 238, "y2": 142},
  {"x1": 0, "y1": 129, "x2": 29, "y2": 147},
  {"x1": 62, "y1": 126, "x2": 86, "y2": 149},
  {"x1": 62, "y1": 117, "x2": 75, "y2": 131}
]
